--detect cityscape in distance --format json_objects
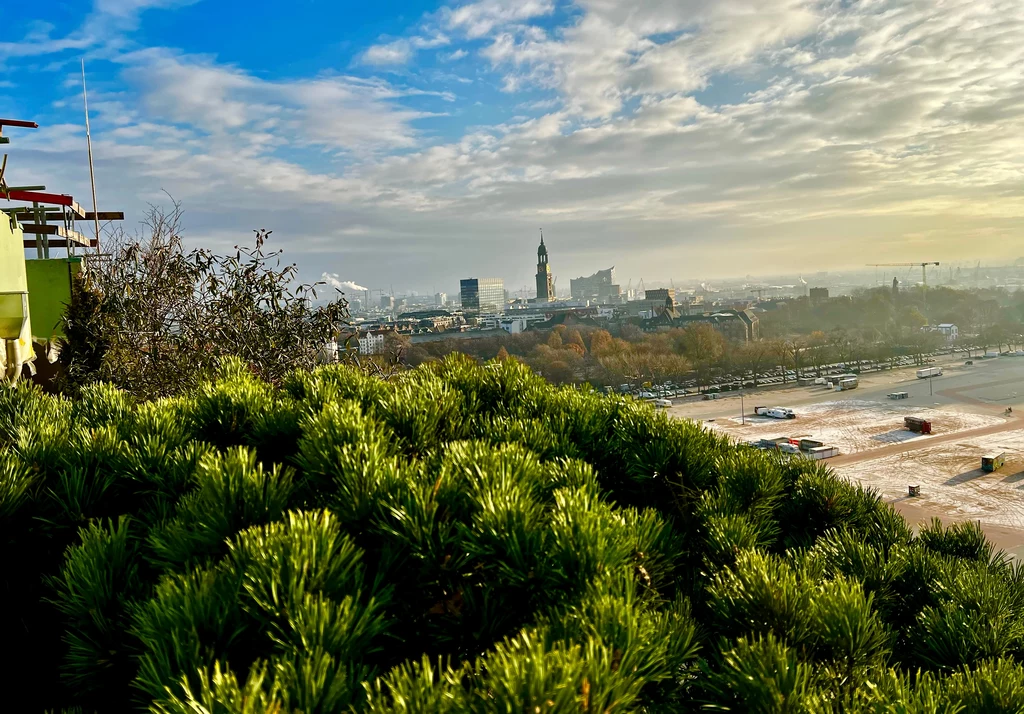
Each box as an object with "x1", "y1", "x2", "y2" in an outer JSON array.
[{"x1": 4, "y1": 0, "x2": 1024, "y2": 710}]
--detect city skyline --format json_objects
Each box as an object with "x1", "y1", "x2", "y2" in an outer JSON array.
[{"x1": 5, "y1": 0, "x2": 1024, "y2": 292}]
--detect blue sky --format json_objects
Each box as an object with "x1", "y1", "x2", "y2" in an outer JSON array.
[{"x1": 3, "y1": 0, "x2": 1024, "y2": 296}]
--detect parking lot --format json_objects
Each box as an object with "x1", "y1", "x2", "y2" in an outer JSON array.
[{"x1": 668, "y1": 355, "x2": 1024, "y2": 552}]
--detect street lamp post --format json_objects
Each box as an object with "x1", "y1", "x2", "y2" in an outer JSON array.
[{"x1": 741, "y1": 393, "x2": 745, "y2": 425}]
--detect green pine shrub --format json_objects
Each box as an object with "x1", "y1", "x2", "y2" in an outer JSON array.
[{"x1": 4, "y1": 355, "x2": 1024, "y2": 712}]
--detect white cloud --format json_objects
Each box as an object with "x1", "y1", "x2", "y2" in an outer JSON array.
[
  {"x1": 92, "y1": 0, "x2": 198, "y2": 20},
  {"x1": 444, "y1": 0, "x2": 556, "y2": 38},
  {"x1": 0, "y1": 0, "x2": 198, "y2": 63},
  {"x1": 361, "y1": 42, "x2": 415, "y2": 66},
  {"x1": 360, "y1": 33, "x2": 450, "y2": 66},
  {"x1": 120, "y1": 50, "x2": 436, "y2": 151},
  {"x1": 482, "y1": 0, "x2": 821, "y2": 118}
]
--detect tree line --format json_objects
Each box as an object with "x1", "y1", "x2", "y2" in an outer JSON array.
[{"x1": 390, "y1": 287, "x2": 1024, "y2": 389}]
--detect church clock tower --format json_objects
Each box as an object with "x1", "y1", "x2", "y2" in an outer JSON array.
[{"x1": 535, "y1": 231, "x2": 555, "y2": 301}]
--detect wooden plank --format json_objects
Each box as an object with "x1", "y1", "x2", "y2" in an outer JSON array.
[
  {"x1": 19, "y1": 223, "x2": 62, "y2": 235},
  {"x1": 0, "y1": 119, "x2": 39, "y2": 129},
  {"x1": 8, "y1": 209, "x2": 124, "y2": 221},
  {"x1": 19, "y1": 224, "x2": 91, "y2": 246},
  {"x1": 23, "y1": 239, "x2": 97, "y2": 249}
]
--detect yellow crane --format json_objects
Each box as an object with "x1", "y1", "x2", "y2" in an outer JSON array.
[{"x1": 867, "y1": 262, "x2": 940, "y2": 322}]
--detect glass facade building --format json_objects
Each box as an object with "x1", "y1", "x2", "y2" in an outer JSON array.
[{"x1": 460, "y1": 277, "x2": 505, "y2": 313}]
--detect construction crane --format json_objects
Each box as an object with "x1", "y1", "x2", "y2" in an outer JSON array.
[
  {"x1": 866, "y1": 262, "x2": 940, "y2": 322},
  {"x1": 867, "y1": 262, "x2": 939, "y2": 288}
]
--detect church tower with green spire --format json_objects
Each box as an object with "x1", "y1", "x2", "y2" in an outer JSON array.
[{"x1": 535, "y1": 231, "x2": 554, "y2": 301}]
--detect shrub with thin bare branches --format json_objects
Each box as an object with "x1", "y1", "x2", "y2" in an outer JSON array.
[{"x1": 59, "y1": 202, "x2": 350, "y2": 398}]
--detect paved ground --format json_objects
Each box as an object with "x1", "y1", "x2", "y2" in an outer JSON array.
[{"x1": 668, "y1": 355, "x2": 1024, "y2": 554}]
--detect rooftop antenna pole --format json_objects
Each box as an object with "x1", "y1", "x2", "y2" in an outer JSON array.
[{"x1": 82, "y1": 59, "x2": 101, "y2": 254}]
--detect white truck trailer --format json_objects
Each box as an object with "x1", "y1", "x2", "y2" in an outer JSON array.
[
  {"x1": 754, "y1": 406, "x2": 796, "y2": 419},
  {"x1": 916, "y1": 366, "x2": 942, "y2": 379}
]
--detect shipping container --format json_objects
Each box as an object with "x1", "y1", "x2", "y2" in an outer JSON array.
[
  {"x1": 917, "y1": 367, "x2": 942, "y2": 379},
  {"x1": 904, "y1": 416, "x2": 932, "y2": 434},
  {"x1": 982, "y1": 453, "x2": 1006, "y2": 472},
  {"x1": 888, "y1": 391, "x2": 909, "y2": 400},
  {"x1": 799, "y1": 438, "x2": 825, "y2": 451},
  {"x1": 806, "y1": 446, "x2": 840, "y2": 460}
]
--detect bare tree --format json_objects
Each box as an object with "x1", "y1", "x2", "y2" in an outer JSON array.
[{"x1": 59, "y1": 202, "x2": 350, "y2": 398}]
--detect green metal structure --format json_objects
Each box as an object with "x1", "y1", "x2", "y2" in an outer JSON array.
[
  {"x1": 0, "y1": 116, "x2": 123, "y2": 385},
  {"x1": 0, "y1": 210, "x2": 33, "y2": 383},
  {"x1": 25, "y1": 257, "x2": 82, "y2": 343}
]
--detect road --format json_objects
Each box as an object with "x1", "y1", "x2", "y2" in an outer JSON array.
[
  {"x1": 829, "y1": 411, "x2": 1020, "y2": 466},
  {"x1": 670, "y1": 354, "x2": 1024, "y2": 423}
]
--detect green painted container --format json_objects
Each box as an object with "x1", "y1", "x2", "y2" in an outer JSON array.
[{"x1": 25, "y1": 257, "x2": 82, "y2": 342}]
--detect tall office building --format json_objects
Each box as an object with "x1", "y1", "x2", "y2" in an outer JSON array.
[
  {"x1": 535, "y1": 233, "x2": 555, "y2": 301},
  {"x1": 435, "y1": 292, "x2": 447, "y2": 307},
  {"x1": 460, "y1": 277, "x2": 505, "y2": 313}
]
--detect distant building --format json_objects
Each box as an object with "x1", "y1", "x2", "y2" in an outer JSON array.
[
  {"x1": 358, "y1": 331, "x2": 386, "y2": 355},
  {"x1": 931, "y1": 323, "x2": 959, "y2": 342},
  {"x1": 644, "y1": 288, "x2": 676, "y2": 305},
  {"x1": 535, "y1": 234, "x2": 555, "y2": 301},
  {"x1": 809, "y1": 287, "x2": 829, "y2": 303},
  {"x1": 570, "y1": 267, "x2": 620, "y2": 302},
  {"x1": 396, "y1": 309, "x2": 462, "y2": 332},
  {"x1": 639, "y1": 309, "x2": 760, "y2": 342},
  {"x1": 892, "y1": 277, "x2": 900, "y2": 297},
  {"x1": 500, "y1": 313, "x2": 550, "y2": 334},
  {"x1": 380, "y1": 295, "x2": 394, "y2": 311},
  {"x1": 435, "y1": 292, "x2": 447, "y2": 307},
  {"x1": 460, "y1": 277, "x2": 505, "y2": 313}
]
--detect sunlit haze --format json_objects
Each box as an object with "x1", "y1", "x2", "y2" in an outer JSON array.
[{"x1": 4, "y1": 0, "x2": 1024, "y2": 294}]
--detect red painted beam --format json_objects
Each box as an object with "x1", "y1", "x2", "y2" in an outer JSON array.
[
  {"x1": 3, "y1": 190, "x2": 74, "y2": 206},
  {"x1": 0, "y1": 119, "x2": 38, "y2": 129},
  {"x1": 2, "y1": 190, "x2": 85, "y2": 218}
]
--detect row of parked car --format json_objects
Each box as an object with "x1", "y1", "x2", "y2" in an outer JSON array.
[
  {"x1": 611, "y1": 353, "x2": 948, "y2": 401},
  {"x1": 620, "y1": 386, "x2": 692, "y2": 399}
]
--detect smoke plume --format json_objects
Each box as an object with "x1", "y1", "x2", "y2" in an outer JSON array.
[{"x1": 321, "y1": 273, "x2": 369, "y2": 293}]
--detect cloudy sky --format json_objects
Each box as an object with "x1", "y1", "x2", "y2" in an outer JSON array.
[{"x1": 4, "y1": 0, "x2": 1024, "y2": 295}]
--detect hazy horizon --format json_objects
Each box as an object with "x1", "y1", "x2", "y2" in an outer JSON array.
[{"x1": 5, "y1": 0, "x2": 1024, "y2": 294}]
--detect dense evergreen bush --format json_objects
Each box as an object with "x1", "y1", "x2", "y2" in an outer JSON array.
[{"x1": 4, "y1": 355, "x2": 1024, "y2": 712}]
